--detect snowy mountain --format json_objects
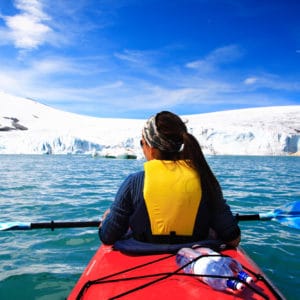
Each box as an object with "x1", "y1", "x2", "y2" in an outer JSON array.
[{"x1": 0, "y1": 91, "x2": 299, "y2": 156}]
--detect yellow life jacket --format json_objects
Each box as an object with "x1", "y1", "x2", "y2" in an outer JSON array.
[{"x1": 143, "y1": 160, "x2": 202, "y2": 236}]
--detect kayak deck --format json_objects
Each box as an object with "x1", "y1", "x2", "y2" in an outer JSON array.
[{"x1": 68, "y1": 245, "x2": 284, "y2": 300}]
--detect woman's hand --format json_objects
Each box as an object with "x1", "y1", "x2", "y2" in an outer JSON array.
[
  {"x1": 99, "y1": 209, "x2": 110, "y2": 228},
  {"x1": 226, "y1": 235, "x2": 241, "y2": 248}
]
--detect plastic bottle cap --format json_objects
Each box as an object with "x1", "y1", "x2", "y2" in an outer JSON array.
[
  {"x1": 245, "y1": 276, "x2": 253, "y2": 284},
  {"x1": 238, "y1": 271, "x2": 254, "y2": 284},
  {"x1": 235, "y1": 282, "x2": 245, "y2": 291}
]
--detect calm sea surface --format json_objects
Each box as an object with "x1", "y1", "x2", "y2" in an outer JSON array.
[{"x1": 0, "y1": 155, "x2": 299, "y2": 299}]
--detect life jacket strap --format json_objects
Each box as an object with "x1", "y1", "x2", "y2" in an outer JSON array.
[{"x1": 133, "y1": 231, "x2": 198, "y2": 244}]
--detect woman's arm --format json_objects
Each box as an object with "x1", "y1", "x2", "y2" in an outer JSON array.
[
  {"x1": 99, "y1": 176, "x2": 134, "y2": 244},
  {"x1": 210, "y1": 199, "x2": 241, "y2": 248}
]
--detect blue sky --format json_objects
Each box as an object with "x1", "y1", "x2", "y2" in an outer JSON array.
[{"x1": 0, "y1": 0, "x2": 299, "y2": 118}]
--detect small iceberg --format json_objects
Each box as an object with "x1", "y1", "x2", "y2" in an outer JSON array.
[{"x1": 92, "y1": 147, "x2": 137, "y2": 159}]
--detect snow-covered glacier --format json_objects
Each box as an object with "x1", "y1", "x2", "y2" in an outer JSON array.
[
  {"x1": 0, "y1": 91, "x2": 299, "y2": 156},
  {"x1": 186, "y1": 108, "x2": 300, "y2": 156}
]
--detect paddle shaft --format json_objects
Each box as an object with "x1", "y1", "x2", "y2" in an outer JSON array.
[
  {"x1": 26, "y1": 214, "x2": 270, "y2": 229},
  {"x1": 30, "y1": 221, "x2": 100, "y2": 230},
  {"x1": 236, "y1": 214, "x2": 261, "y2": 221},
  {"x1": 0, "y1": 215, "x2": 269, "y2": 231}
]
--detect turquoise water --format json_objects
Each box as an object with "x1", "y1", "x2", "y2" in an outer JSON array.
[{"x1": 0, "y1": 155, "x2": 299, "y2": 299}]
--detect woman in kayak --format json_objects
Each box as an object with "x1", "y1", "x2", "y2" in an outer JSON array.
[{"x1": 99, "y1": 111, "x2": 241, "y2": 247}]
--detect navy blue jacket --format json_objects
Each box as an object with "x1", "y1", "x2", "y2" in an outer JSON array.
[{"x1": 99, "y1": 171, "x2": 240, "y2": 245}]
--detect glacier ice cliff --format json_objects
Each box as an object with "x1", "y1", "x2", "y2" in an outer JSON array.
[{"x1": 0, "y1": 92, "x2": 299, "y2": 156}]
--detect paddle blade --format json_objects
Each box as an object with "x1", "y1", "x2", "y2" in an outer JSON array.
[
  {"x1": 237, "y1": 201, "x2": 300, "y2": 230},
  {"x1": 0, "y1": 222, "x2": 31, "y2": 231},
  {"x1": 273, "y1": 201, "x2": 300, "y2": 230}
]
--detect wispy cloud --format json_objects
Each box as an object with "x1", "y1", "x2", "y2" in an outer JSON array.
[
  {"x1": 1, "y1": 0, "x2": 52, "y2": 50},
  {"x1": 244, "y1": 77, "x2": 258, "y2": 85},
  {"x1": 29, "y1": 56, "x2": 110, "y2": 76},
  {"x1": 186, "y1": 45, "x2": 243, "y2": 73},
  {"x1": 243, "y1": 73, "x2": 300, "y2": 92},
  {"x1": 114, "y1": 49, "x2": 147, "y2": 64}
]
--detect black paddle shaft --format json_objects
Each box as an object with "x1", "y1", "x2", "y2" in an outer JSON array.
[
  {"x1": 235, "y1": 214, "x2": 260, "y2": 221},
  {"x1": 30, "y1": 221, "x2": 100, "y2": 230}
]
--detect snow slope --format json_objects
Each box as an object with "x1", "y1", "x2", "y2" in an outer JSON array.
[{"x1": 0, "y1": 91, "x2": 299, "y2": 156}]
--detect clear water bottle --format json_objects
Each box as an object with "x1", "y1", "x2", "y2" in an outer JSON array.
[
  {"x1": 176, "y1": 247, "x2": 244, "y2": 291},
  {"x1": 226, "y1": 256, "x2": 253, "y2": 284},
  {"x1": 194, "y1": 247, "x2": 253, "y2": 284}
]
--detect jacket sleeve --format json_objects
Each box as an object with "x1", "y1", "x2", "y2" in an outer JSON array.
[
  {"x1": 99, "y1": 174, "x2": 135, "y2": 245},
  {"x1": 210, "y1": 198, "x2": 241, "y2": 243}
]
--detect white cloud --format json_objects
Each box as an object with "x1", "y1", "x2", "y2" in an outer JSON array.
[
  {"x1": 114, "y1": 49, "x2": 146, "y2": 64},
  {"x1": 186, "y1": 45, "x2": 243, "y2": 72},
  {"x1": 244, "y1": 77, "x2": 258, "y2": 85},
  {"x1": 2, "y1": 0, "x2": 52, "y2": 50},
  {"x1": 29, "y1": 57, "x2": 96, "y2": 75},
  {"x1": 15, "y1": 0, "x2": 47, "y2": 18}
]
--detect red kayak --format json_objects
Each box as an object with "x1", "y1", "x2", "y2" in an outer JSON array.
[{"x1": 68, "y1": 245, "x2": 285, "y2": 300}]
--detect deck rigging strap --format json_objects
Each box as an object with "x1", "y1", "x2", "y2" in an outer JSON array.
[
  {"x1": 239, "y1": 264, "x2": 284, "y2": 300},
  {"x1": 75, "y1": 253, "x2": 174, "y2": 300}
]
